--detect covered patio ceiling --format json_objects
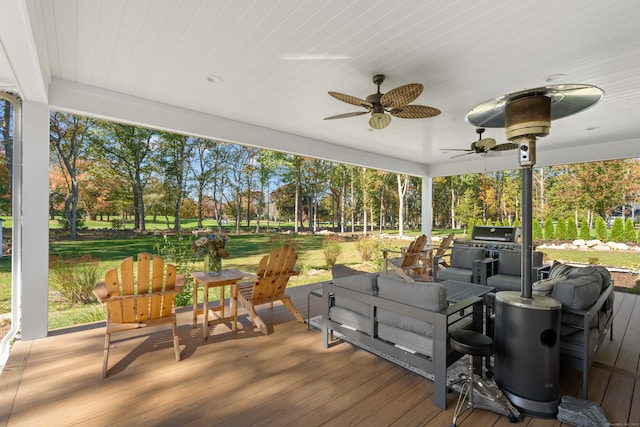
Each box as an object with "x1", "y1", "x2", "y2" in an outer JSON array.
[{"x1": 1, "y1": 0, "x2": 639, "y2": 177}]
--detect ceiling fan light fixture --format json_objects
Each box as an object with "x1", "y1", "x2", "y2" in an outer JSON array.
[{"x1": 369, "y1": 112, "x2": 391, "y2": 129}]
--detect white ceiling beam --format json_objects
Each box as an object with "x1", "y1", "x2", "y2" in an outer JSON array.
[
  {"x1": 49, "y1": 78, "x2": 430, "y2": 177},
  {"x1": 0, "y1": 0, "x2": 50, "y2": 102}
]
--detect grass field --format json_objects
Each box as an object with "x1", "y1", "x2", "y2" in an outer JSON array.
[{"x1": 0, "y1": 221, "x2": 638, "y2": 331}]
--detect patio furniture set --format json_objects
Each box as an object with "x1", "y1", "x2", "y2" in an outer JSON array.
[
  {"x1": 93, "y1": 245, "x2": 305, "y2": 378},
  {"x1": 320, "y1": 233, "x2": 615, "y2": 420}
]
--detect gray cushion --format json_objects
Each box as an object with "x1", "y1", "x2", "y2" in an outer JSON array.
[
  {"x1": 549, "y1": 260, "x2": 577, "y2": 279},
  {"x1": 450, "y1": 247, "x2": 486, "y2": 270},
  {"x1": 377, "y1": 275, "x2": 447, "y2": 312},
  {"x1": 329, "y1": 306, "x2": 372, "y2": 334},
  {"x1": 497, "y1": 250, "x2": 544, "y2": 276},
  {"x1": 486, "y1": 274, "x2": 521, "y2": 292},
  {"x1": 377, "y1": 309, "x2": 434, "y2": 337},
  {"x1": 497, "y1": 250, "x2": 522, "y2": 276},
  {"x1": 333, "y1": 271, "x2": 379, "y2": 294},
  {"x1": 551, "y1": 275, "x2": 601, "y2": 310},
  {"x1": 532, "y1": 276, "x2": 566, "y2": 296},
  {"x1": 332, "y1": 264, "x2": 367, "y2": 279},
  {"x1": 437, "y1": 267, "x2": 474, "y2": 283},
  {"x1": 377, "y1": 324, "x2": 434, "y2": 357}
]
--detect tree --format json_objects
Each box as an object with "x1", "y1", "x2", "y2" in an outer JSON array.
[
  {"x1": 1, "y1": 100, "x2": 13, "y2": 209},
  {"x1": 624, "y1": 218, "x2": 636, "y2": 242},
  {"x1": 49, "y1": 112, "x2": 93, "y2": 238},
  {"x1": 595, "y1": 216, "x2": 608, "y2": 241},
  {"x1": 610, "y1": 217, "x2": 625, "y2": 242},
  {"x1": 555, "y1": 218, "x2": 567, "y2": 240},
  {"x1": 533, "y1": 219, "x2": 543, "y2": 240},
  {"x1": 90, "y1": 121, "x2": 155, "y2": 231},
  {"x1": 579, "y1": 217, "x2": 591, "y2": 240},
  {"x1": 396, "y1": 174, "x2": 409, "y2": 236},
  {"x1": 156, "y1": 132, "x2": 194, "y2": 232},
  {"x1": 566, "y1": 217, "x2": 578, "y2": 240},
  {"x1": 190, "y1": 139, "x2": 228, "y2": 229},
  {"x1": 543, "y1": 219, "x2": 555, "y2": 241}
]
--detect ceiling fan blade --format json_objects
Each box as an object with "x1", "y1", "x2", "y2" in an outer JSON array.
[
  {"x1": 323, "y1": 111, "x2": 369, "y2": 120},
  {"x1": 389, "y1": 104, "x2": 441, "y2": 119},
  {"x1": 450, "y1": 151, "x2": 475, "y2": 159},
  {"x1": 475, "y1": 138, "x2": 497, "y2": 150},
  {"x1": 380, "y1": 83, "x2": 423, "y2": 108},
  {"x1": 440, "y1": 148, "x2": 473, "y2": 152},
  {"x1": 328, "y1": 92, "x2": 373, "y2": 109},
  {"x1": 490, "y1": 142, "x2": 519, "y2": 151}
]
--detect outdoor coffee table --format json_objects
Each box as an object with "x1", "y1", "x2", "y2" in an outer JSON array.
[
  {"x1": 440, "y1": 280, "x2": 495, "y2": 304},
  {"x1": 191, "y1": 269, "x2": 253, "y2": 340}
]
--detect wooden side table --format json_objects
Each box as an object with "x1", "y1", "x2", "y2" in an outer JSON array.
[{"x1": 190, "y1": 269, "x2": 253, "y2": 340}]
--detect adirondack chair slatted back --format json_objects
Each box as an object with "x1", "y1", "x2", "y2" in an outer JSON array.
[
  {"x1": 103, "y1": 253, "x2": 177, "y2": 324},
  {"x1": 434, "y1": 233, "x2": 455, "y2": 257},
  {"x1": 252, "y1": 245, "x2": 297, "y2": 300},
  {"x1": 400, "y1": 234, "x2": 428, "y2": 268}
]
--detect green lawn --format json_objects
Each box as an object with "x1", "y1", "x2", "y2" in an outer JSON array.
[{"x1": 0, "y1": 226, "x2": 638, "y2": 330}]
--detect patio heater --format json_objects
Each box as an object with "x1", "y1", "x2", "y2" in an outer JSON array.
[{"x1": 466, "y1": 84, "x2": 604, "y2": 417}]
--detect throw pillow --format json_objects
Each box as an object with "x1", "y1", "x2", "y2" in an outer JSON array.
[{"x1": 532, "y1": 276, "x2": 565, "y2": 296}]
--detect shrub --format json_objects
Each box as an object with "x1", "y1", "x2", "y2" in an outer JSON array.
[
  {"x1": 566, "y1": 217, "x2": 578, "y2": 240},
  {"x1": 555, "y1": 218, "x2": 567, "y2": 240},
  {"x1": 494, "y1": 219, "x2": 503, "y2": 227},
  {"x1": 610, "y1": 217, "x2": 625, "y2": 242},
  {"x1": 476, "y1": 218, "x2": 484, "y2": 226},
  {"x1": 485, "y1": 219, "x2": 493, "y2": 226},
  {"x1": 49, "y1": 255, "x2": 101, "y2": 304},
  {"x1": 111, "y1": 219, "x2": 124, "y2": 230},
  {"x1": 532, "y1": 219, "x2": 543, "y2": 240},
  {"x1": 322, "y1": 236, "x2": 342, "y2": 267},
  {"x1": 466, "y1": 219, "x2": 475, "y2": 236},
  {"x1": 543, "y1": 219, "x2": 555, "y2": 240},
  {"x1": 579, "y1": 217, "x2": 591, "y2": 240},
  {"x1": 512, "y1": 219, "x2": 521, "y2": 227},
  {"x1": 595, "y1": 216, "x2": 608, "y2": 241},
  {"x1": 628, "y1": 278, "x2": 640, "y2": 295},
  {"x1": 154, "y1": 235, "x2": 199, "y2": 307},
  {"x1": 355, "y1": 236, "x2": 380, "y2": 262},
  {"x1": 624, "y1": 218, "x2": 636, "y2": 242}
]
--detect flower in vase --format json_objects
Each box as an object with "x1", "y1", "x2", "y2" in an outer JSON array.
[{"x1": 191, "y1": 234, "x2": 230, "y2": 258}]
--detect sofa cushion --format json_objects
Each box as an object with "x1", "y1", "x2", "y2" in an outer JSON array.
[
  {"x1": 549, "y1": 260, "x2": 577, "y2": 279},
  {"x1": 496, "y1": 250, "x2": 544, "y2": 276},
  {"x1": 377, "y1": 309, "x2": 434, "y2": 337},
  {"x1": 377, "y1": 275, "x2": 447, "y2": 312},
  {"x1": 333, "y1": 271, "x2": 379, "y2": 294},
  {"x1": 532, "y1": 276, "x2": 566, "y2": 296},
  {"x1": 497, "y1": 250, "x2": 522, "y2": 276},
  {"x1": 332, "y1": 264, "x2": 367, "y2": 279},
  {"x1": 486, "y1": 274, "x2": 521, "y2": 292},
  {"x1": 551, "y1": 274, "x2": 601, "y2": 310},
  {"x1": 377, "y1": 324, "x2": 434, "y2": 357},
  {"x1": 450, "y1": 247, "x2": 486, "y2": 270},
  {"x1": 437, "y1": 267, "x2": 474, "y2": 283}
]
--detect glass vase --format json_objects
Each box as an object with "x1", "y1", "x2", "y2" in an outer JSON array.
[{"x1": 204, "y1": 253, "x2": 222, "y2": 276}]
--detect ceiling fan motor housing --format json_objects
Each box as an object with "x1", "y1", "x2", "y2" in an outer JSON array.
[{"x1": 505, "y1": 95, "x2": 551, "y2": 167}]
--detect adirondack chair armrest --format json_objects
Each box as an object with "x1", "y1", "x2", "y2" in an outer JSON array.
[
  {"x1": 175, "y1": 273, "x2": 186, "y2": 292},
  {"x1": 93, "y1": 281, "x2": 110, "y2": 303}
]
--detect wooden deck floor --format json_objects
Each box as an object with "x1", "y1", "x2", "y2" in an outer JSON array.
[{"x1": 1, "y1": 284, "x2": 639, "y2": 426}]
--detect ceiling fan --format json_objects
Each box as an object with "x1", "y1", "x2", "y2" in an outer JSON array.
[
  {"x1": 443, "y1": 128, "x2": 518, "y2": 158},
  {"x1": 324, "y1": 74, "x2": 441, "y2": 129}
]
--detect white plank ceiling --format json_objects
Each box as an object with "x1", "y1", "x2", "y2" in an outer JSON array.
[{"x1": 1, "y1": 0, "x2": 639, "y2": 176}]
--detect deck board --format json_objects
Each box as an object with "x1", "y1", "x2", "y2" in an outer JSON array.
[{"x1": 1, "y1": 285, "x2": 639, "y2": 426}]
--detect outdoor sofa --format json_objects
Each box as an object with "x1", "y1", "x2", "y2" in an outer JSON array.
[{"x1": 321, "y1": 266, "x2": 483, "y2": 409}]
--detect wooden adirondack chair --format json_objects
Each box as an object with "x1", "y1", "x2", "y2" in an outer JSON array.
[
  {"x1": 382, "y1": 234, "x2": 431, "y2": 281},
  {"x1": 427, "y1": 232, "x2": 455, "y2": 270},
  {"x1": 93, "y1": 253, "x2": 185, "y2": 377},
  {"x1": 237, "y1": 245, "x2": 305, "y2": 335}
]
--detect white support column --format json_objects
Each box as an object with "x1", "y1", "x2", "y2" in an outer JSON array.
[
  {"x1": 422, "y1": 175, "x2": 433, "y2": 242},
  {"x1": 20, "y1": 100, "x2": 49, "y2": 340}
]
